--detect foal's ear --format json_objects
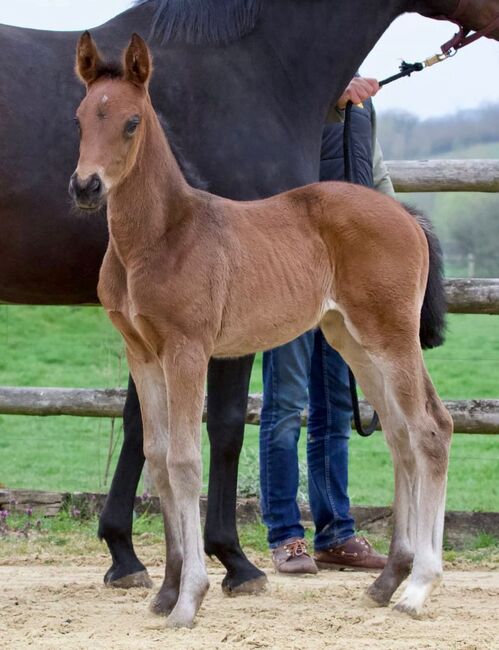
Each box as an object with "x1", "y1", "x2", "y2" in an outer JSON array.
[
  {"x1": 76, "y1": 31, "x2": 104, "y2": 86},
  {"x1": 124, "y1": 34, "x2": 152, "y2": 87}
]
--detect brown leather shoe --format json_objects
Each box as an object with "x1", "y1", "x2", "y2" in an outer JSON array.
[
  {"x1": 314, "y1": 536, "x2": 387, "y2": 572},
  {"x1": 272, "y1": 537, "x2": 318, "y2": 575}
]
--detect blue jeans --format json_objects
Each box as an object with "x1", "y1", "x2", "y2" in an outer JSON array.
[{"x1": 259, "y1": 329, "x2": 355, "y2": 550}]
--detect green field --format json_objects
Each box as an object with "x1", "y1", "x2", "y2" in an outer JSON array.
[{"x1": 0, "y1": 305, "x2": 498, "y2": 511}]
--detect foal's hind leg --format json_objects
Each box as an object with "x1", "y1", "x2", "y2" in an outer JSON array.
[
  {"x1": 320, "y1": 310, "x2": 452, "y2": 615},
  {"x1": 392, "y1": 371, "x2": 452, "y2": 616},
  {"x1": 98, "y1": 374, "x2": 152, "y2": 589},
  {"x1": 205, "y1": 356, "x2": 267, "y2": 595},
  {"x1": 366, "y1": 438, "x2": 417, "y2": 606},
  {"x1": 320, "y1": 312, "x2": 416, "y2": 603}
]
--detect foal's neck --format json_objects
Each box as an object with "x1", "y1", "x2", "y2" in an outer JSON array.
[{"x1": 107, "y1": 102, "x2": 191, "y2": 263}]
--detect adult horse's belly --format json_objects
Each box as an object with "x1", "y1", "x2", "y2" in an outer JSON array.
[{"x1": 0, "y1": 200, "x2": 108, "y2": 305}]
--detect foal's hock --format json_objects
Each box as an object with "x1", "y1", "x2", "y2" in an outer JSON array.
[{"x1": 71, "y1": 32, "x2": 452, "y2": 629}]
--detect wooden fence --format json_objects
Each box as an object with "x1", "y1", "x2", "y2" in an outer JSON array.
[
  {"x1": 0, "y1": 387, "x2": 498, "y2": 434},
  {"x1": 1, "y1": 159, "x2": 498, "y2": 434}
]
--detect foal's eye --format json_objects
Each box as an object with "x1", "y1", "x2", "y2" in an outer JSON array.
[{"x1": 124, "y1": 115, "x2": 141, "y2": 136}]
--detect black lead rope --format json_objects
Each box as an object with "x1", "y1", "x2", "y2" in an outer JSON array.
[
  {"x1": 348, "y1": 367, "x2": 380, "y2": 437},
  {"x1": 378, "y1": 60, "x2": 424, "y2": 87},
  {"x1": 342, "y1": 100, "x2": 379, "y2": 437}
]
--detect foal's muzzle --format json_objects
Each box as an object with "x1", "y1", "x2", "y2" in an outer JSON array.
[{"x1": 69, "y1": 172, "x2": 104, "y2": 210}]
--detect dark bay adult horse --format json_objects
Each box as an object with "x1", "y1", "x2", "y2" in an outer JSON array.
[{"x1": 1, "y1": 0, "x2": 498, "y2": 595}]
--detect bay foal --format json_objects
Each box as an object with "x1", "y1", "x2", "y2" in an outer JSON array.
[{"x1": 70, "y1": 33, "x2": 452, "y2": 628}]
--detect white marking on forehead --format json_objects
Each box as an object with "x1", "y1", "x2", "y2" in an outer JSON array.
[{"x1": 100, "y1": 95, "x2": 109, "y2": 104}]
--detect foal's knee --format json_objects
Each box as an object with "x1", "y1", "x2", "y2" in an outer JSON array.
[
  {"x1": 167, "y1": 456, "x2": 202, "y2": 496},
  {"x1": 143, "y1": 437, "x2": 167, "y2": 475}
]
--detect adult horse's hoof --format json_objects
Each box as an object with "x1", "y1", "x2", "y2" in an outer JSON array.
[
  {"x1": 222, "y1": 572, "x2": 268, "y2": 596},
  {"x1": 105, "y1": 569, "x2": 153, "y2": 589}
]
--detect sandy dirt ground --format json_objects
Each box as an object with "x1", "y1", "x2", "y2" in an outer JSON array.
[{"x1": 1, "y1": 558, "x2": 498, "y2": 650}]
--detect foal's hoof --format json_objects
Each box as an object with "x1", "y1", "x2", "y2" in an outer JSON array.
[
  {"x1": 362, "y1": 591, "x2": 388, "y2": 608},
  {"x1": 393, "y1": 576, "x2": 441, "y2": 618},
  {"x1": 392, "y1": 600, "x2": 422, "y2": 619},
  {"x1": 149, "y1": 588, "x2": 179, "y2": 616},
  {"x1": 363, "y1": 585, "x2": 391, "y2": 608},
  {"x1": 222, "y1": 573, "x2": 268, "y2": 597},
  {"x1": 106, "y1": 569, "x2": 153, "y2": 589},
  {"x1": 165, "y1": 610, "x2": 195, "y2": 629},
  {"x1": 165, "y1": 582, "x2": 209, "y2": 628}
]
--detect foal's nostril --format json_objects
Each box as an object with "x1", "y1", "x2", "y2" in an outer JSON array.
[
  {"x1": 88, "y1": 175, "x2": 102, "y2": 194},
  {"x1": 68, "y1": 174, "x2": 77, "y2": 199},
  {"x1": 69, "y1": 173, "x2": 103, "y2": 208}
]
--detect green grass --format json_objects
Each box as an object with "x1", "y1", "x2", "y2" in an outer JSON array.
[{"x1": 0, "y1": 306, "x2": 498, "y2": 511}]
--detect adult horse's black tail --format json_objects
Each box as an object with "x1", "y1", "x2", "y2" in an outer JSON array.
[{"x1": 405, "y1": 205, "x2": 447, "y2": 349}]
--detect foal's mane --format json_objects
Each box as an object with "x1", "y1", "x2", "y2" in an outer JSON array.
[
  {"x1": 90, "y1": 61, "x2": 124, "y2": 81},
  {"x1": 134, "y1": 0, "x2": 263, "y2": 45}
]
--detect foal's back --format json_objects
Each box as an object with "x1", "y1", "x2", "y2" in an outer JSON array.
[{"x1": 200, "y1": 181, "x2": 426, "y2": 358}]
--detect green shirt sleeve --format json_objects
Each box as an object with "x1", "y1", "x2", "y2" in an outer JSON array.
[
  {"x1": 373, "y1": 138, "x2": 395, "y2": 198},
  {"x1": 371, "y1": 107, "x2": 395, "y2": 198},
  {"x1": 325, "y1": 104, "x2": 345, "y2": 124}
]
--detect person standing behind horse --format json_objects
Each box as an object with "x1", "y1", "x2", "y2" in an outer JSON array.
[{"x1": 260, "y1": 77, "x2": 392, "y2": 574}]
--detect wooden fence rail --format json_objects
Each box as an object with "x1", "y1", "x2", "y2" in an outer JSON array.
[
  {"x1": 444, "y1": 279, "x2": 499, "y2": 314},
  {"x1": 387, "y1": 159, "x2": 499, "y2": 193},
  {"x1": 1, "y1": 387, "x2": 498, "y2": 434}
]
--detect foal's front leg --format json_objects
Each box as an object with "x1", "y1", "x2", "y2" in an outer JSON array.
[
  {"x1": 162, "y1": 343, "x2": 211, "y2": 628},
  {"x1": 126, "y1": 356, "x2": 184, "y2": 614}
]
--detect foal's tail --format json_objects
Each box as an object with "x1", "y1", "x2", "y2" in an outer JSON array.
[{"x1": 405, "y1": 205, "x2": 447, "y2": 349}]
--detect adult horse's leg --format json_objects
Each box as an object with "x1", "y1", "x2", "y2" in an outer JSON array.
[
  {"x1": 204, "y1": 356, "x2": 268, "y2": 595},
  {"x1": 98, "y1": 375, "x2": 153, "y2": 588}
]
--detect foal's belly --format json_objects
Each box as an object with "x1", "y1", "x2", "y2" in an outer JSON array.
[
  {"x1": 211, "y1": 231, "x2": 331, "y2": 358},
  {"x1": 212, "y1": 298, "x2": 326, "y2": 358}
]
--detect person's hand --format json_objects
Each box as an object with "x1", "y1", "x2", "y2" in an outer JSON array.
[{"x1": 336, "y1": 77, "x2": 380, "y2": 109}]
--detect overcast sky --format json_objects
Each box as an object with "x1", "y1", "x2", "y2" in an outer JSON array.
[{"x1": 1, "y1": 0, "x2": 498, "y2": 119}]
